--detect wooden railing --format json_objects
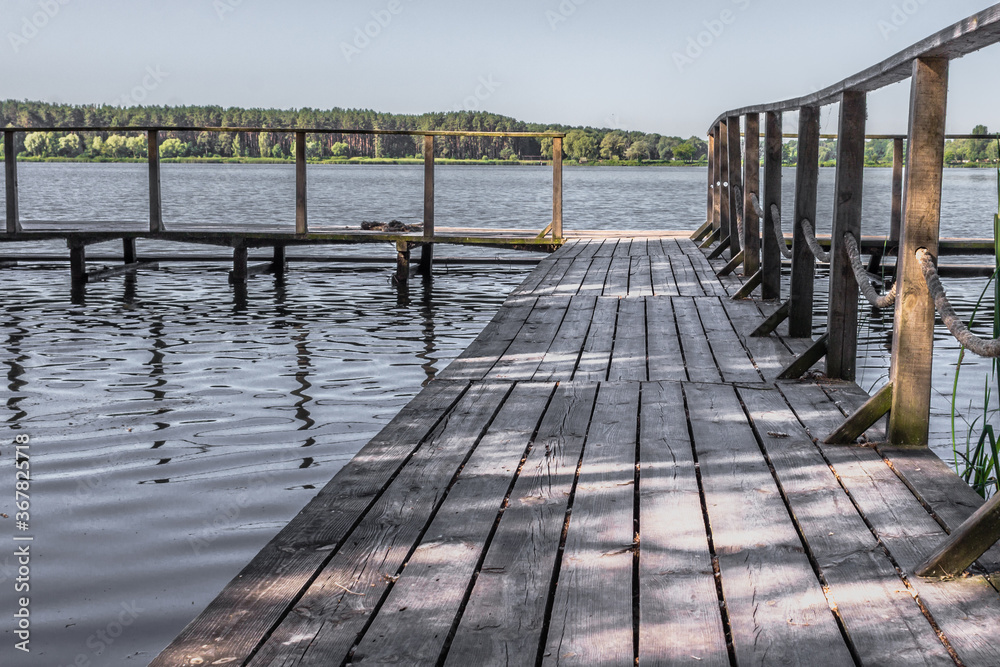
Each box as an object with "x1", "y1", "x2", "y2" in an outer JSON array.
[
  {"x1": 2, "y1": 127, "x2": 566, "y2": 236},
  {"x1": 698, "y1": 4, "x2": 1000, "y2": 576}
]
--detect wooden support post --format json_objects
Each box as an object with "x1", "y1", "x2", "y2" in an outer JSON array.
[
  {"x1": 296, "y1": 131, "x2": 308, "y2": 234},
  {"x1": 69, "y1": 242, "x2": 87, "y2": 284},
  {"x1": 148, "y1": 130, "x2": 163, "y2": 232},
  {"x1": 917, "y1": 490, "x2": 1000, "y2": 577},
  {"x1": 123, "y1": 237, "x2": 137, "y2": 265},
  {"x1": 743, "y1": 113, "x2": 760, "y2": 277},
  {"x1": 762, "y1": 112, "x2": 782, "y2": 300},
  {"x1": 5, "y1": 130, "x2": 21, "y2": 234},
  {"x1": 712, "y1": 125, "x2": 722, "y2": 234},
  {"x1": 751, "y1": 299, "x2": 791, "y2": 337},
  {"x1": 824, "y1": 382, "x2": 893, "y2": 444},
  {"x1": 707, "y1": 240, "x2": 729, "y2": 261},
  {"x1": 395, "y1": 241, "x2": 411, "y2": 286},
  {"x1": 891, "y1": 137, "x2": 904, "y2": 244},
  {"x1": 732, "y1": 270, "x2": 763, "y2": 300},
  {"x1": 690, "y1": 219, "x2": 714, "y2": 243},
  {"x1": 699, "y1": 228, "x2": 721, "y2": 249},
  {"x1": 826, "y1": 91, "x2": 868, "y2": 381},
  {"x1": 789, "y1": 105, "x2": 821, "y2": 337},
  {"x1": 552, "y1": 136, "x2": 563, "y2": 239},
  {"x1": 718, "y1": 120, "x2": 731, "y2": 250},
  {"x1": 419, "y1": 135, "x2": 435, "y2": 276},
  {"x1": 717, "y1": 250, "x2": 745, "y2": 277},
  {"x1": 231, "y1": 244, "x2": 248, "y2": 284},
  {"x1": 889, "y1": 57, "x2": 949, "y2": 447},
  {"x1": 706, "y1": 130, "x2": 716, "y2": 230},
  {"x1": 727, "y1": 115, "x2": 743, "y2": 258},
  {"x1": 777, "y1": 333, "x2": 828, "y2": 380},
  {"x1": 273, "y1": 245, "x2": 286, "y2": 273}
]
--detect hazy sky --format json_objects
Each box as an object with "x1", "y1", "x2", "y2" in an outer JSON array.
[{"x1": 4, "y1": 0, "x2": 1000, "y2": 137}]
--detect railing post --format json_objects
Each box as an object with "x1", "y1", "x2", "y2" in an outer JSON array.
[
  {"x1": 743, "y1": 113, "x2": 760, "y2": 276},
  {"x1": 419, "y1": 134, "x2": 434, "y2": 276},
  {"x1": 296, "y1": 131, "x2": 308, "y2": 234},
  {"x1": 727, "y1": 115, "x2": 743, "y2": 258},
  {"x1": 826, "y1": 91, "x2": 868, "y2": 381},
  {"x1": 718, "y1": 120, "x2": 731, "y2": 251},
  {"x1": 888, "y1": 57, "x2": 949, "y2": 446},
  {"x1": 147, "y1": 130, "x2": 163, "y2": 233},
  {"x1": 789, "y1": 105, "x2": 821, "y2": 337},
  {"x1": 706, "y1": 130, "x2": 716, "y2": 227},
  {"x1": 891, "y1": 137, "x2": 904, "y2": 244},
  {"x1": 762, "y1": 112, "x2": 782, "y2": 300},
  {"x1": 712, "y1": 125, "x2": 722, "y2": 234},
  {"x1": 552, "y1": 136, "x2": 563, "y2": 239},
  {"x1": 5, "y1": 130, "x2": 21, "y2": 234}
]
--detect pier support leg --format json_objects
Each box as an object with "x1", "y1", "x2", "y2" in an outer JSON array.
[
  {"x1": 718, "y1": 120, "x2": 731, "y2": 254},
  {"x1": 123, "y1": 238, "x2": 137, "y2": 265},
  {"x1": 418, "y1": 244, "x2": 433, "y2": 278},
  {"x1": 273, "y1": 245, "x2": 286, "y2": 274},
  {"x1": 395, "y1": 242, "x2": 411, "y2": 286},
  {"x1": 743, "y1": 113, "x2": 760, "y2": 278},
  {"x1": 727, "y1": 115, "x2": 743, "y2": 259},
  {"x1": 888, "y1": 57, "x2": 949, "y2": 446},
  {"x1": 762, "y1": 111, "x2": 783, "y2": 300},
  {"x1": 231, "y1": 245, "x2": 248, "y2": 284},
  {"x1": 789, "y1": 105, "x2": 821, "y2": 337},
  {"x1": 69, "y1": 242, "x2": 86, "y2": 285}
]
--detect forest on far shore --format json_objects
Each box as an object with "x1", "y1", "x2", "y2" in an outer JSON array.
[{"x1": 0, "y1": 100, "x2": 709, "y2": 165}]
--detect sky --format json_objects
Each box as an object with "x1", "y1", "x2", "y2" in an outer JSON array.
[{"x1": 3, "y1": 0, "x2": 1000, "y2": 137}]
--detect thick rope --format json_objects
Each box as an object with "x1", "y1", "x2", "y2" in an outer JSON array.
[
  {"x1": 800, "y1": 218, "x2": 831, "y2": 263},
  {"x1": 918, "y1": 247, "x2": 1000, "y2": 357},
  {"x1": 750, "y1": 192, "x2": 764, "y2": 219},
  {"x1": 770, "y1": 203, "x2": 793, "y2": 259},
  {"x1": 732, "y1": 183, "x2": 745, "y2": 244},
  {"x1": 843, "y1": 233, "x2": 897, "y2": 309}
]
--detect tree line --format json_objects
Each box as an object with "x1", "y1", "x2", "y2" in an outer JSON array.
[{"x1": 0, "y1": 100, "x2": 709, "y2": 163}]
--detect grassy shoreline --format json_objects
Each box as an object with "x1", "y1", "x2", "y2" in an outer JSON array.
[{"x1": 9, "y1": 155, "x2": 710, "y2": 167}]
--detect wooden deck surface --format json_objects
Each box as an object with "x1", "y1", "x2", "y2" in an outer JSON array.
[{"x1": 153, "y1": 237, "x2": 1000, "y2": 667}]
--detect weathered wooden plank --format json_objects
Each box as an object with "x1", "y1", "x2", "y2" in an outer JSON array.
[
  {"x1": 727, "y1": 115, "x2": 743, "y2": 257},
  {"x1": 718, "y1": 119, "x2": 732, "y2": 252},
  {"x1": 608, "y1": 297, "x2": 647, "y2": 381},
  {"x1": 827, "y1": 90, "x2": 868, "y2": 381},
  {"x1": 693, "y1": 255, "x2": 730, "y2": 298},
  {"x1": 245, "y1": 382, "x2": 515, "y2": 667},
  {"x1": 672, "y1": 297, "x2": 721, "y2": 383},
  {"x1": 763, "y1": 111, "x2": 783, "y2": 300},
  {"x1": 148, "y1": 129, "x2": 163, "y2": 232},
  {"x1": 695, "y1": 297, "x2": 761, "y2": 383},
  {"x1": 445, "y1": 382, "x2": 599, "y2": 666},
  {"x1": 510, "y1": 256, "x2": 559, "y2": 297},
  {"x1": 532, "y1": 258, "x2": 575, "y2": 297},
  {"x1": 739, "y1": 386, "x2": 954, "y2": 666},
  {"x1": 438, "y1": 297, "x2": 538, "y2": 381},
  {"x1": 613, "y1": 238, "x2": 632, "y2": 257},
  {"x1": 152, "y1": 380, "x2": 469, "y2": 667},
  {"x1": 348, "y1": 383, "x2": 554, "y2": 666},
  {"x1": 639, "y1": 381, "x2": 729, "y2": 666},
  {"x1": 779, "y1": 382, "x2": 1000, "y2": 667},
  {"x1": 604, "y1": 256, "x2": 632, "y2": 296},
  {"x1": 645, "y1": 298, "x2": 687, "y2": 381},
  {"x1": 542, "y1": 382, "x2": 639, "y2": 666},
  {"x1": 534, "y1": 295, "x2": 598, "y2": 382},
  {"x1": 650, "y1": 256, "x2": 678, "y2": 296},
  {"x1": 553, "y1": 255, "x2": 595, "y2": 296},
  {"x1": 296, "y1": 131, "x2": 308, "y2": 234},
  {"x1": 684, "y1": 382, "x2": 855, "y2": 666},
  {"x1": 629, "y1": 237, "x2": 647, "y2": 257},
  {"x1": 743, "y1": 113, "x2": 760, "y2": 276},
  {"x1": 578, "y1": 256, "x2": 613, "y2": 295},
  {"x1": 889, "y1": 57, "x2": 949, "y2": 446},
  {"x1": 488, "y1": 296, "x2": 572, "y2": 380},
  {"x1": 670, "y1": 256, "x2": 704, "y2": 297},
  {"x1": 573, "y1": 297, "x2": 619, "y2": 382},
  {"x1": 628, "y1": 255, "x2": 654, "y2": 296}
]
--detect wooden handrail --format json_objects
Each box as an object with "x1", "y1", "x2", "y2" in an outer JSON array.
[{"x1": 709, "y1": 4, "x2": 1000, "y2": 131}]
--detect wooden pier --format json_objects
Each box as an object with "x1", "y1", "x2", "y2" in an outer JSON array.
[{"x1": 152, "y1": 236, "x2": 1000, "y2": 666}]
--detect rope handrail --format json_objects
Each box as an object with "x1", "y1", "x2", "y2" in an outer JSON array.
[
  {"x1": 769, "y1": 202, "x2": 793, "y2": 259},
  {"x1": 800, "y1": 218, "x2": 831, "y2": 263},
  {"x1": 918, "y1": 247, "x2": 1000, "y2": 357},
  {"x1": 732, "y1": 183, "x2": 745, "y2": 244},
  {"x1": 844, "y1": 233, "x2": 897, "y2": 309},
  {"x1": 750, "y1": 192, "x2": 764, "y2": 219}
]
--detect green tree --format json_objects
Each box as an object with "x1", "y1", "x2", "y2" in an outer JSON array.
[
  {"x1": 24, "y1": 132, "x2": 49, "y2": 157},
  {"x1": 672, "y1": 142, "x2": 695, "y2": 162},
  {"x1": 58, "y1": 134, "x2": 82, "y2": 157},
  {"x1": 564, "y1": 130, "x2": 598, "y2": 161},
  {"x1": 625, "y1": 138, "x2": 656, "y2": 161},
  {"x1": 331, "y1": 141, "x2": 350, "y2": 158},
  {"x1": 657, "y1": 136, "x2": 681, "y2": 160},
  {"x1": 126, "y1": 136, "x2": 147, "y2": 158},
  {"x1": 159, "y1": 137, "x2": 186, "y2": 158},
  {"x1": 969, "y1": 125, "x2": 990, "y2": 162},
  {"x1": 600, "y1": 131, "x2": 628, "y2": 160}
]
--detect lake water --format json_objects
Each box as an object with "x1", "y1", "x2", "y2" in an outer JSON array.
[{"x1": 1, "y1": 163, "x2": 999, "y2": 665}]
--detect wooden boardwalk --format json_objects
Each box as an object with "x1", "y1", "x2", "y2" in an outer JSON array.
[{"x1": 154, "y1": 237, "x2": 1000, "y2": 667}]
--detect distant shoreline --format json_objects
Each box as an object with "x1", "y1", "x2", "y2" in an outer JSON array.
[{"x1": 12, "y1": 156, "x2": 710, "y2": 168}]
